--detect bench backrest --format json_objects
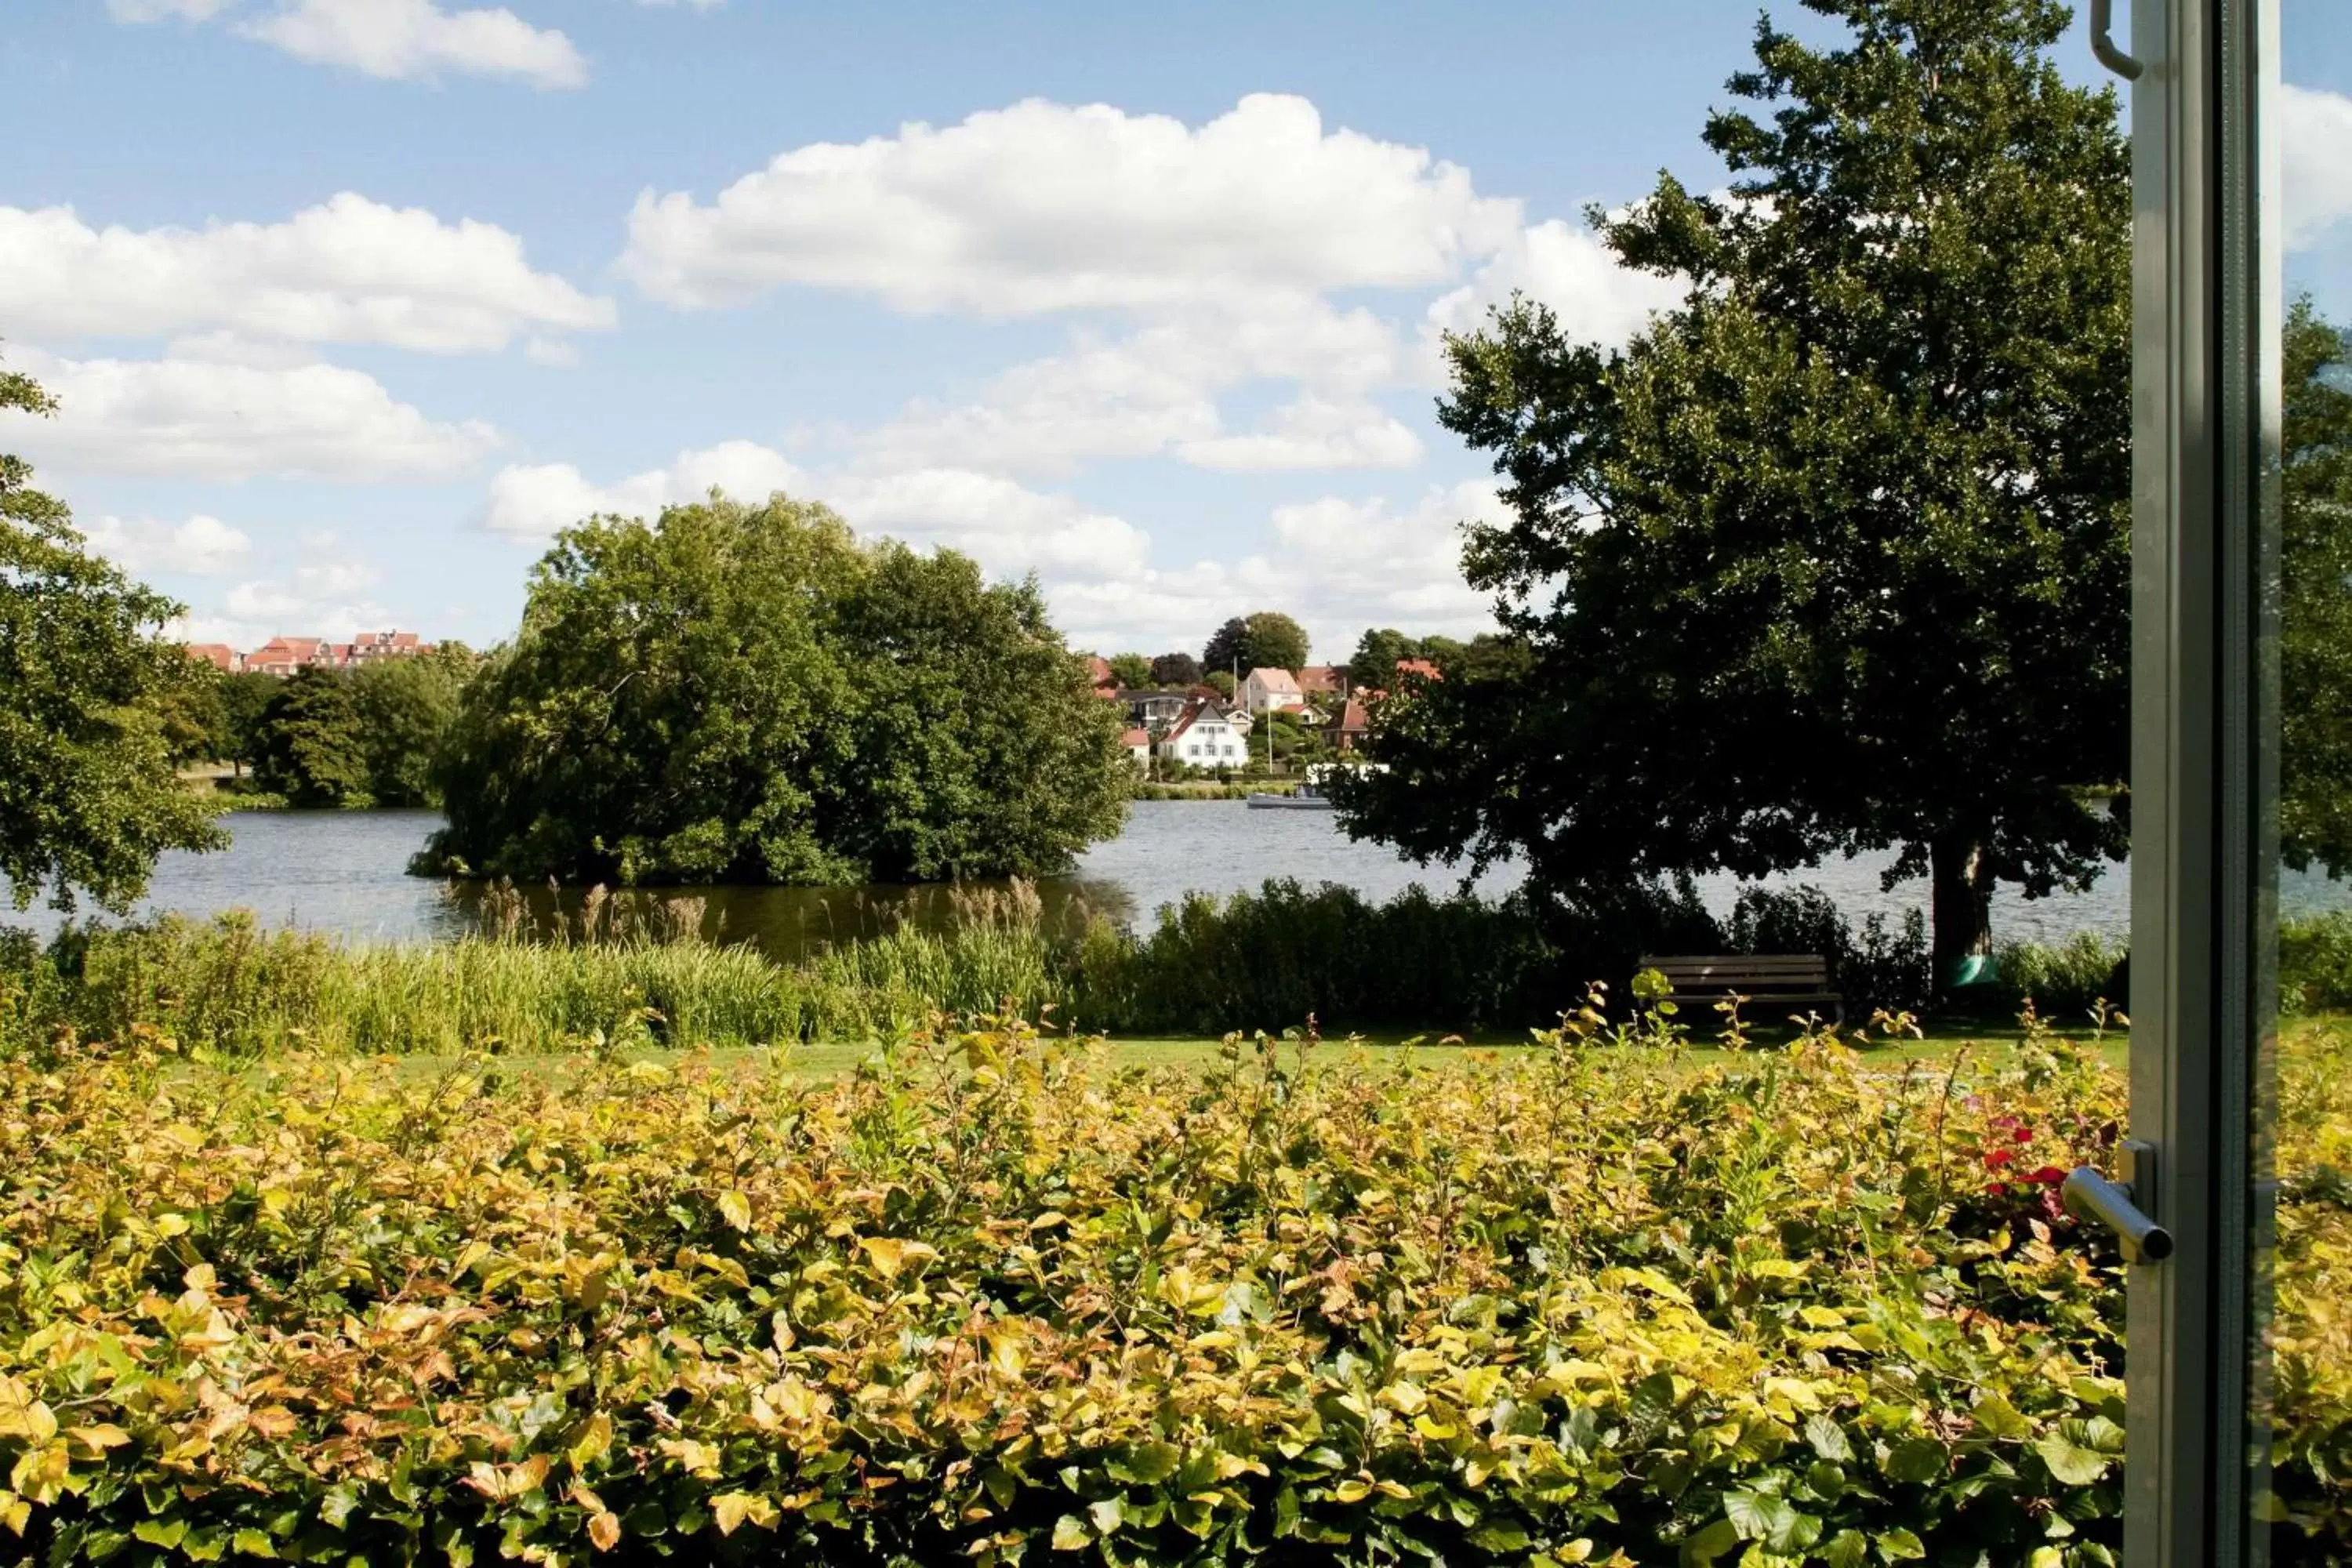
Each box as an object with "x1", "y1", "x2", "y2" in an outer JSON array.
[{"x1": 1639, "y1": 953, "x2": 1835, "y2": 992}]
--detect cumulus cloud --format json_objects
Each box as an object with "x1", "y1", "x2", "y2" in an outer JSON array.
[
  {"x1": 481, "y1": 440, "x2": 806, "y2": 537},
  {"x1": 858, "y1": 299, "x2": 1410, "y2": 477},
  {"x1": 480, "y1": 444, "x2": 1149, "y2": 582},
  {"x1": 112, "y1": 0, "x2": 588, "y2": 89},
  {"x1": 1421, "y1": 218, "x2": 1685, "y2": 371},
  {"x1": 2283, "y1": 83, "x2": 2352, "y2": 251},
  {"x1": 79, "y1": 514, "x2": 254, "y2": 577},
  {"x1": 1174, "y1": 394, "x2": 1423, "y2": 473},
  {"x1": 0, "y1": 194, "x2": 613, "y2": 354},
  {"x1": 619, "y1": 93, "x2": 1522, "y2": 314},
  {"x1": 8, "y1": 346, "x2": 499, "y2": 482},
  {"x1": 168, "y1": 536, "x2": 395, "y2": 651}
]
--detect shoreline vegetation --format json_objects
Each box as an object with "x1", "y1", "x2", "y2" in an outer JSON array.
[{"x1": 9, "y1": 878, "x2": 2347, "y2": 1058}]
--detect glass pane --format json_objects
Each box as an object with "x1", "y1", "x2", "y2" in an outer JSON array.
[{"x1": 2263, "y1": 5, "x2": 2352, "y2": 1559}]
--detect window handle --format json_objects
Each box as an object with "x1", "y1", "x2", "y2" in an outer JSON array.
[
  {"x1": 2063, "y1": 1138, "x2": 2173, "y2": 1261},
  {"x1": 2089, "y1": 0, "x2": 2143, "y2": 81}
]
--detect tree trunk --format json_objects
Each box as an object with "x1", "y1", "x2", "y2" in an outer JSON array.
[{"x1": 1929, "y1": 829, "x2": 1995, "y2": 988}]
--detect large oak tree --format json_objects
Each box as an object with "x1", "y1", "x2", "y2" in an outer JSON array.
[
  {"x1": 419, "y1": 492, "x2": 1131, "y2": 886},
  {"x1": 1338, "y1": 0, "x2": 2132, "y2": 978}
]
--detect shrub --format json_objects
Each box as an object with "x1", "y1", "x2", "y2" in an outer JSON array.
[
  {"x1": 1727, "y1": 884, "x2": 1933, "y2": 1016},
  {"x1": 1992, "y1": 932, "x2": 2129, "y2": 1024},
  {"x1": 0, "y1": 1009, "x2": 2165, "y2": 1566},
  {"x1": 2282, "y1": 910, "x2": 2352, "y2": 1014}
]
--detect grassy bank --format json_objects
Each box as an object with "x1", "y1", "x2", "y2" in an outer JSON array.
[{"x1": 8, "y1": 893, "x2": 2346, "y2": 1057}]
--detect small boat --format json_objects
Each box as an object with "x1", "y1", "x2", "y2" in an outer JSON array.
[{"x1": 1247, "y1": 785, "x2": 1334, "y2": 810}]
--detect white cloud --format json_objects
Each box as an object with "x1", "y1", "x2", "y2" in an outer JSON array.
[
  {"x1": 857, "y1": 299, "x2": 1410, "y2": 477},
  {"x1": 481, "y1": 439, "x2": 806, "y2": 537},
  {"x1": 620, "y1": 93, "x2": 1522, "y2": 314},
  {"x1": 1421, "y1": 218, "x2": 1685, "y2": 369},
  {"x1": 1174, "y1": 394, "x2": 1423, "y2": 473},
  {"x1": 80, "y1": 514, "x2": 254, "y2": 577},
  {"x1": 113, "y1": 0, "x2": 589, "y2": 89},
  {"x1": 2283, "y1": 83, "x2": 2352, "y2": 251},
  {"x1": 0, "y1": 194, "x2": 613, "y2": 354},
  {"x1": 634, "y1": 0, "x2": 720, "y2": 8},
  {"x1": 9, "y1": 345, "x2": 499, "y2": 482},
  {"x1": 992, "y1": 481, "x2": 1505, "y2": 657},
  {"x1": 481, "y1": 444, "x2": 1148, "y2": 581},
  {"x1": 168, "y1": 538, "x2": 394, "y2": 650}
]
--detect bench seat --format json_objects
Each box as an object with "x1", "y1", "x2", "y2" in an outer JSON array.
[{"x1": 1638, "y1": 953, "x2": 1846, "y2": 1025}]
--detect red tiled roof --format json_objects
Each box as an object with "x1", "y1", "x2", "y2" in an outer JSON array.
[
  {"x1": 1330, "y1": 699, "x2": 1370, "y2": 733},
  {"x1": 1396, "y1": 658, "x2": 1439, "y2": 680},
  {"x1": 1297, "y1": 665, "x2": 1345, "y2": 692},
  {"x1": 1119, "y1": 728, "x2": 1149, "y2": 747}
]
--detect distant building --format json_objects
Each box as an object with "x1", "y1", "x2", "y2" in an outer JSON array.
[
  {"x1": 194, "y1": 629, "x2": 438, "y2": 677},
  {"x1": 1087, "y1": 655, "x2": 1119, "y2": 698},
  {"x1": 1297, "y1": 665, "x2": 1347, "y2": 698},
  {"x1": 1159, "y1": 698, "x2": 1248, "y2": 768},
  {"x1": 1240, "y1": 666, "x2": 1307, "y2": 716},
  {"x1": 183, "y1": 643, "x2": 243, "y2": 673},
  {"x1": 1395, "y1": 658, "x2": 1440, "y2": 682},
  {"x1": 1120, "y1": 727, "x2": 1152, "y2": 769},
  {"x1": 1325, "y1": 698, "x2": 1370, "y2": 753}
]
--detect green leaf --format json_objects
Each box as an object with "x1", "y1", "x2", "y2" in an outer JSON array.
[
  {"x1": 1822, "y1": 1530, "x2": 1869, "y2": 1568},
  {"x1": 1805, "y1": 1414, "x2": 1853, "y2": 1462},
  {"x1": 1882, "y1": 1438, "x2": 1947, "y2": 1484},
  {"x1": 1051, "y1": 1515, "x2": 1091, "y2": 1552},
  {"x1": 1108, "y1": 1442, "x2": 1181, "y2": 1485},
  {"x1": 1087, "y1": 1497, "x2": 1123, "y2": 1536},
  {"x1": 1875, "y1": 1526, "x2": 1926, "y2": 1562},
  {"x1": 231, "y1": 1528, "x2": 279, "y2": 1559},
  {"x1": 1970, "y1": 1393, "x2": 2031, "y2": 1440},
  {"x1": 2037, "y1": 1432, "x2": 2114, "y2": 1486},
  {"x1": 133, "y1": 1521, "x2": 188, "y2": 1549}
]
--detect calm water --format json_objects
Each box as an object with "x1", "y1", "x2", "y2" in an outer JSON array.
[{"x1": 7, "y1": 804, "x2": 2347, "y2": 960}]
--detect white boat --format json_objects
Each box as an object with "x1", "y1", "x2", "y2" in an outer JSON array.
[{"x1": 1247, "y1": 785, "x2": 1334, "y2": 810}]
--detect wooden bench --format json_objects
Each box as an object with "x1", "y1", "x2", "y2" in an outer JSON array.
[{"x1": 1637, "y1": 954, "x2": 1845, "y2": 1026}]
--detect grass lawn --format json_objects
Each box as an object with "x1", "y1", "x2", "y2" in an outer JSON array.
[{"x1": 352, "y1": 1007, "x2": 2141, "y2": 1084}]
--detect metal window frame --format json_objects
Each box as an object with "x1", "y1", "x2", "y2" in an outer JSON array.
[{"x1": 2125, "y1": 0, "x2": 2281, "y2": 1563}]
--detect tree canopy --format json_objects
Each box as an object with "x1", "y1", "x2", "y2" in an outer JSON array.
[
  {"x1": 1203, "y1": 612, "x2": 1309, "y2": 679},
  {"x1": 1149, "y1": 651, "x2": 1203, "y2": 688},
  {"x1": 254, "y1": 667, "x2": 372, "y2": 808},
  {"x1": 2284, "y1": 296, "x2": 2352, "y2": 877},
  {"x1": 419, "y1": 492, "x2": 1130, "y2": 886},
  {"x1": 1337, "y1": 0, "x2": 2131, "y2": 976},
  {"x1": 1105, "y1": 652, "x2": 1153, "y2": 690},
  {"x1": 1, "y1": 357, "x2": 223, "y2": 911}
]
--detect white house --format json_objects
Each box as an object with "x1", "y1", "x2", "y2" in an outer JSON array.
[
  {"x1": 1158, "y1": 699, "x2": 1248, "y2": 767},
  {"x1": 1241, "y1": 666, "x2": 1306, "y2": 715},
  {"x1": 1120, "y1": 727, "x2": 1152, "y2": 770}
]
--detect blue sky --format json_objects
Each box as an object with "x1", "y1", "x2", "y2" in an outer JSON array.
[{"x1": 4, "y1": 0, "x2": 2349, "y2": 665}]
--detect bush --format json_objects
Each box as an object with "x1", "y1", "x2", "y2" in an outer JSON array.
[
  {"x1": 2283, "y1": 910, "x2": 2352, "y2": 1014},
  {"x1": 0, "y1": 1009, "x2": 2150, "y2": 1566},
  {"x1": 1990, "y1": 932, "x2": 2129, "y2": 1025},
  {"x1": 1727, "y1": 884, "x2": 1933, "y2": 1017}
]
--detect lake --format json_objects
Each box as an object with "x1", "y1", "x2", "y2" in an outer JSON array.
[{"x1": 6, "y1": 804, "x2": 2347, "y2": 960}]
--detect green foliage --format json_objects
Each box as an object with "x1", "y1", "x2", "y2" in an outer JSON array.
[
  {"x1": 1346, "y1": 627, "x2": 1424, "y2": 693},
  {"x1": 1106, "y1": 652, "x2": 1154, "y2": 689},
  {"x1": 251, "y1": 666, "x2": 372, "y2": 808},
  {"x1": 1203, "y1": 670, "x2": 1236, "y2": 699},
  {"x1": 2283, "y1": 298, "x2": 2352, "y2": 877},
  {"x1": 1149, "y1": 651, "x2": 1202, "y2": 688},
  {"x1": 216, "y1": 671, "x2": 280, "y2": 774},
  {"x1": 0, "y1": 356, "x2": 225, "y2": 912},
  {"x1": 0, "y1": 1004, "x2": 2178, "y2": 1566},
  {"x1": 1203, "y1": 612, "x2": 1310, "y2": 679},
  {"x1": 348, "y1": 649, "x2": 471, "y2": 806},
  {"x1": 1730, "y1": 884, "x2": 1933, "y2": 1016},
  {"x1": 2282, "y1": 911, "x2": 2352, "y2": 1015},
  {"x1": 1989, "y1": 932, "x2": 2129, "y2": 1024},
  {"x1": 1344, "y1": 0, "x2": 2131, "y2": 976},
  {"x1": 154, "y1": 662, "x2": 227, "y2": 767},
  {"x1": 421, "y1": 492, "x2": 1130, "y2": 886}
]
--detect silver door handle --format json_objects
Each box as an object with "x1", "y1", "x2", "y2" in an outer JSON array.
[
  {"x1": 2090, "y1": 0, "x2": 2144, "y2": 81},
  {"x1": 2063, "y1": 1138, "x2": 2173, "y2": 1261}
]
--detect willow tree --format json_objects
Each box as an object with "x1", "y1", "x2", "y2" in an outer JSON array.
[{"x1": 1338, "y1": 0, "x2": 2132, "y2": 979}]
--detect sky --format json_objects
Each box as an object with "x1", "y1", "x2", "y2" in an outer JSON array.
[{"x1": 3, "y1": 1, "x2": 2350, "y2": 666}]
